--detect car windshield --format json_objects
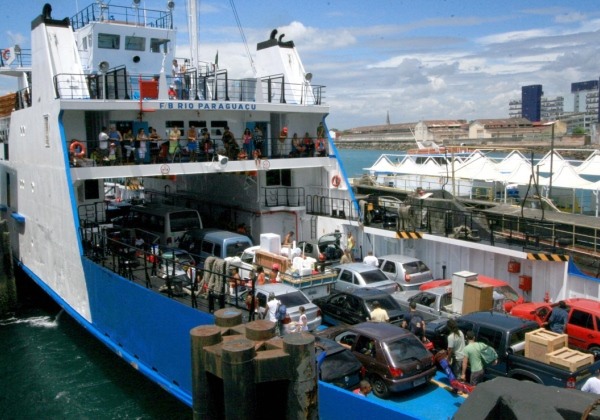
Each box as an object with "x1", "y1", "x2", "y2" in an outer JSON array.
[
  {"x1": 278, "y1": 291, "x2": 310, "y2": 307},
  {"x1": 366, "y1": 296, "x2": 399, "y2": 311},
  {"x1": 403, "y1": 261, "x2": 429, "y2": 274},
  {"x1": 225, "y1": 242, "x2": 249, "y2": 258},
  {"x1": 385, "y1": 335, "x2": 429, "y2": 364},
  {"x1": 240, "y1": 251, "x2": 254, "y2": 264},
  {"x1": 361, "y1": 270, "x2": 389, "y2": 284},
  {"x1": 495, "y1": 285, "x2": 519, "y2": 301}
]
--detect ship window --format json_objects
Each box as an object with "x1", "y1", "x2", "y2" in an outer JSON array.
[
  {"x1": 98, "y1": 33, "x2": 120, "y2": 50},
  {"x1": 150, "y1": 38, "x2": 169, "y2": 54},
  {"x1": 125, "y1": 36, "x2": 145, "y2": 52},
  {"x1": 266, "y1": 169, "x2": 291, "y2": 186},
  {"x1": 84, "y1": 180, "x2": 100, "y2": 200},
  {"x1": 82, "y1": 36, "x2": 87, "y2": 51},
  {"x1": 44, "y1": 114, "x2": 49, "y2": 148}
]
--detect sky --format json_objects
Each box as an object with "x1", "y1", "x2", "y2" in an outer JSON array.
[{"x1": 2, "y1": 0, "x2": 600, "y2": 130}]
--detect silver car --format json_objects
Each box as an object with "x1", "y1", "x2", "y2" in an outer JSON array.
[
  {"x1": 378, "y1": 255, "x2": 433, "y2": 290},
  {"x1": 250, "y1": 283, "x2": 322, "y2": 334},
  {"x1": 333, "y1": 263, "x2": 399, "y2": 294}
]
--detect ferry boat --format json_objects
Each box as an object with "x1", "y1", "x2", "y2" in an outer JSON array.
[{"x1": 2, "y1": 2, "x2": 599, "y2": 418}]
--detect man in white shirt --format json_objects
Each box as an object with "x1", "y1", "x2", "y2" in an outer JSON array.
[
  {"x1": 266, "y1": 292, "x2": 282, "y2": 335},
  {"x1": 363, "y1": 251, "x2": 378, "y2": 267},
  {"x1": 98, "y1": 126, "x2": 109, "y2": 156},
  {"x1": 582, "y1": 370, "x2": 600, "y2": 394}
]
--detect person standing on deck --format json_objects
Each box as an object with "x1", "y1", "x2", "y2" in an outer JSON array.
[
  {"x1": 370, "y1": 301, "x2": 389, "y2": 323},
  {"x1": 547, "y1": 301, "x2": 569, "y2": 333},
  {"x1": 98, "y1": 126, "x2": 109, "y2": 158},
  {"x1": 363, "y1": 251, "x2": 378, "y2": 267},
  {"x1": 169, "y1": 126, "x2": 181, "y2": 160},
  {"x1": 447, "y1": 319, "x2": 465, "y2": 378},
  {"x1": 461, "y1": 331, "x2": 485, "y2": 385},
  {"x1": 347, "y1": 232, "x2": 356, "y2": 262},
  {"x1": 187, "y1": 125, "x2": 198, "y2": 162},
  {"x1": 108, "y1": 125, "x2": 122, "y2": 163}
]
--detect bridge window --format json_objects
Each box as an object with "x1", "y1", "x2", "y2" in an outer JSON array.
[
  {"x1": 150, "y1": 38, "x2": 169, "y2": 54},
  {"x1": 125, "y1": 36, "x2": 145, "y2": 52},
  {"x1": 98, "y1": 33, "x2": 120, "y2": 50}
]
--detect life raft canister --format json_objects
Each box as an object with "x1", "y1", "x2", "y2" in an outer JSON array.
[
  {"x1": 69, "y1": 140, "x2": 86, "y2": 158},
  {"x1": 331, "y1": 175, "x2": 341, "y2": 188}
]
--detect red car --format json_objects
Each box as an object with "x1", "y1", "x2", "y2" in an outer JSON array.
[
  {"x1": 419, "y1": 275, "x2": 525, "y2": 312},
  {"x1": 510, "y1": 298, "x2": 600, "y2": 359}
]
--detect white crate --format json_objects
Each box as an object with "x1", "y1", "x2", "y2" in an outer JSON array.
[{"x1": 260, "y1": 233, "x2": 281, "y2": 255}]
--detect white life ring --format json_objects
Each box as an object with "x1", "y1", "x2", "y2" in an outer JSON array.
[{"x1": 1, "y1": 49, "x2": 9, "y2": 61}]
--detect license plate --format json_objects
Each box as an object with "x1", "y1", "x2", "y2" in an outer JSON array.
[{"x1": 413, "y1": 377, "x2": 426, "y2": 386}]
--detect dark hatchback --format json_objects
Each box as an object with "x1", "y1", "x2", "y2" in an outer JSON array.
[
  {"x1": 315, "y1": 336, "x2": 363, "y2": 390},
  {"x1": 318, "y1": 322, "x2": 436, "y2": 398},
  {"x1": 313, "y1": 288, "x2": 407, "y2": 326}
]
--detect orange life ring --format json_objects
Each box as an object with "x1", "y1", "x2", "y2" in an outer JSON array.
[
  {"x1": 69, "y1": 140, "x2": 86, "y2": 158},
  {"x1": 331, "y1": 175, "x2": 341, "y2": 188}
]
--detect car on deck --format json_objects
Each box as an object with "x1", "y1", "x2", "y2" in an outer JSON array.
[
  {"x1": 314, "y1": 336, "x2": 363, "y2": 390},
  {"x1": 317, "y1": 322, "x2": 436, "y2": 398},
  {"x1": 333, "y1": 263, "x2": 399, "y2": 294},
  {"x1": 314, "y1": 288, "x2": 407, "y2": 326},
  {"x1": 377, "y1": 255, "x2": 434, "y2": 290}
]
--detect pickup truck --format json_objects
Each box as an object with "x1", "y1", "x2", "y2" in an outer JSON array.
[
  {"x1": 392, "y1": 286, "x2": 459, "y2": 322},
  {"x1": 510, "y1": 298, "x2": 600, "y2": 359},
  {"x1": 392, "y1": 285, "x2": 506, "y2": 322},
  {"x1": 431, "y1": 311, "x2": 600, "y2": 389}
]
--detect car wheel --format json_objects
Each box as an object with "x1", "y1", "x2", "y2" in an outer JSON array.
[
  {"x1": 589, "y1": 346, "x2": 600, "y2": 360},
  {"x1": 370, "y1": 374, "x2": 390, "y2": 399}
]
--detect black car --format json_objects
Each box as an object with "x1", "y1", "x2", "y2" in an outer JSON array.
[
  {"x1": 314, "y1": 336, "x2": 362, "y2": 389},
  {"x1": 314, "y1": 288, "x2": 407, "y2": 326}
]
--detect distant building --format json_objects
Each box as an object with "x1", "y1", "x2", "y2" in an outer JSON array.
[
  {"x1": 522, "y1": 85, "x2": 543, "y2": 122},
  {"x1": 468, "y1": 118, "x2": 549, "y2": 140},
  {"x1": 509, "y1": 96, "x2": 564, "y2": 121}
]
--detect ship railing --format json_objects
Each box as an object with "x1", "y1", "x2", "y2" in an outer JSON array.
[
  {"x1": 70, "y1": 3, "x2": 173, "y2": 31},
  {"x1": 12, "y1": 87, "x2": 31, "y2": 111},
  {"x1": 80, "y1": 226, "x2": 251, "y2": 311},
  {"x1": 54, "y1": 69, "x2": 326, "y2": 106},
  {"x1": 66, "y1": 134, "x2": 326, "y2": 167},
  {"x1": 260, "y1": 74, "x2": 324, "y2": 105},
  {"x1": 306, "y1": 195, "x2": 360, "y2": 221},
  {"x1": 0, "y1": 47, "x2": 31, "y2": 68},
  {"x1": 261, "y1": 187, "x2": 305, "y2": 208}
]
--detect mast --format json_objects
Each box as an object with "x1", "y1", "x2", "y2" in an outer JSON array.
[{"x1": 188, "y1": 0, "x2": 199, "y2": 70}]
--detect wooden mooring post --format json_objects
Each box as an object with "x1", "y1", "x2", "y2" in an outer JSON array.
[
  {"x1": 0, "y1": 220, "x2": 17, "y2": 316},
  {"x1": 191, "y1": 308, "x2": 318, "y2": 420}
]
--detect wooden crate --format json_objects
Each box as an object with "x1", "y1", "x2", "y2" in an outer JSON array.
[
  {"x1": 547, "y1": 348, "x2": 594, "y2": 371},
  {"x1": 462, "y1": 281, "x2": 493, "y2": 314},
  {"x1": 255, "y1": 249, "x2": 289, "y2": 274},
  {"x1": 525, "y1": 329, "x2": 568, "y2": 362}
]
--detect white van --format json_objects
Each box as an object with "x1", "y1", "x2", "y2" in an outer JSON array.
[
  {"x1": 178, "y1": 228, "x2": 254, "y2": 264},
  {"x1": 126, "y1": 204, "x2": 203, "y2": 246}
]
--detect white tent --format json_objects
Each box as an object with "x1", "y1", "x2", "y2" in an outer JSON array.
[
  {"x1": 536, "y1": 151, "x2": 566, "y2": 176},
  {"x1": 497, "y1": 150, "x2": 531, "y2": 175},
  {"x1": 575, "y1": 151, "x2": 600, "y2": 182},
  {"x1": 365, "y1": 155, "x2": 398, "y2": 173},
  {"x1": 454, "y1": 153, "x2": 502, "y2": 181}
]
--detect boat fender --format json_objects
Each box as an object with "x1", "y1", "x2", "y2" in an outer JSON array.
[
  {"x1": 331, "y1": 175, "x2": 341, "y2": 188},
  {"x1": 69, "y1": 140, "x2": 86, "y2": 158}
]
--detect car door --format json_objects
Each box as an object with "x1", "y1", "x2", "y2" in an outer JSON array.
[
  {"x1": 323, "y1": 294, "x2": 351, "y2": 325},
  {"x1": 335, "y1": 269, "x2": 355, "y2": 292},
  {"x1": 379, "y1": 259, "x2": 397, "y2": 282},
  {"x1": 567, "y1": 309, "x2": 596, "y2": 351},
  {"x1": 345, "y1": 295, "x2": 368, "y2": 324},
  {"x1": 476, "y1": 326, "x2": 507, "y2": 378}
]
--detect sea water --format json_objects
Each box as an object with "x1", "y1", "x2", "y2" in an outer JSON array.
[{"x1": 0, "y1": 276, "x2": 190, "y2": 419}]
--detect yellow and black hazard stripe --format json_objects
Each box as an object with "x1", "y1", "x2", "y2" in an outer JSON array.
[
  {"x1": 396, "y1": 231, "x2": 423, "y2": 239},
  {"x1": 526, "y1": 253, "x2": 569, "y2": 262}
]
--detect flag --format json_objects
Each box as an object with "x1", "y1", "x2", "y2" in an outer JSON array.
[{"x1": 214, "y1": 50, "x2": 219, "y2": 69}]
